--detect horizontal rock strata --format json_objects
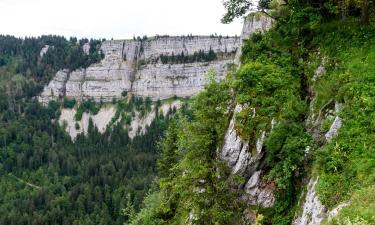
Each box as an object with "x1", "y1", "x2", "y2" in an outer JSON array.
[{"x1": 39, "y1": 36, "x2": 240, "y2": 103}]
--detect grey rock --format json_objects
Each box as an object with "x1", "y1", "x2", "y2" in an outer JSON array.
[
  {"x1": 293, "y1": 178, "x2": 327, "y2": 225},
  {"x1": 256, "y1": 131, "x2": 266, "y2": 154},
  {"x1": 294, "y1": 178, "x2": 350, "y2": 225},
  {"x1": 40, "y1": 36, "x2": 240, "y2": 103},
  {"x1": 38, "y1": 69, "x2": 69, "y2": 103},
  {"x1": 83, "y1": 43, "x2": 90, "y2": 55},
  {"x1": 325, "y1": 116, "x2": 342, "y2": 142},
  {"x1": 244, "y1": 171, "x2": 275, "y2": 207},
  {"x1": 312, "y1": 65, "x2": 326, "y2": 81},
  {"x1": 220, "y1": 104, "x2": 275, "y2": 208},
  {"x1": 221, "y1": 105, "x2": 248, "y2": 171},
  {"x1": 40, "y1": 45, "x2": 50, "y2": 57}
]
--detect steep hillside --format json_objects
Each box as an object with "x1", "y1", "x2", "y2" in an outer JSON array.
[{"x1": 128, "y1": 3, "x2": 375, "y2": 225}]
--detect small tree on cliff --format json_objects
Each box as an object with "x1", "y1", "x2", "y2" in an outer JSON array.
[{"x1": 221, "y1": 0, "x2": 253, "y2": 23}]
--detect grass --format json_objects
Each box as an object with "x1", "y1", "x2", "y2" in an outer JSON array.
[{"x1": 310, "y1": 20, "x2": 375, "y2": 217}]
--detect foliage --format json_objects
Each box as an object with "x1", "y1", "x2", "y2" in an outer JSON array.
[
  {"x1": 159, "y1": 49, "x2": 217, "y2": 64},
  {"x1": 0, "y1": 35, "x2": 103, "y2": 86},
  {"x1": 233, "y1": 28, "x2": 311, "y2": 223},
  {"x1": 63, "y1": 97, "x2": 76, "y2": 109},
  {"x1": 312, "y1": 20, "x2": 375, "y2": 211},
  {"x1": 128, "y1": 76, "x2": 246, "y2": 224},
  {"x1": 325, "y1": 186, "x2": 375, "y2": 225},
  {"x1": 0, "y1": 35, "x2": 173, "y2": 224},
  {"x1": 75, "y1": 99, "x2": 101, "y2": 121},
  {"x1": 221, "y1": 0, "x2": 253, "y2": 24}
]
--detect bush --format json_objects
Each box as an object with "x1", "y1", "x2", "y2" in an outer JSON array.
[
  {"x1": 75, "y1": 99, "x2": 100, "y2": 121},
  {"x1": 63, "y1": 97, "x2": 76, "y2": 109}
]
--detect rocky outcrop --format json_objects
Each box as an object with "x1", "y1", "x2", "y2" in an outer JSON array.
[
  {"x1": 294, "y1": 62, "x2": 346, "y2": 225},
  {"x1": 40, "y1": 69, "x2": 69, "y2": 100},
  {"x1": 293, "y1": 178, "x2": 327, "y2": 225},
  {"x1": 220, "y1": 104, "x2": 275, "y2": 209},
  {"x1": 59, "y1": 100, "x2": 182, "y2": 140},
  {"x1": 39, "y1": 36, "x2": 240, "y2": 103},
  {"x1": 244, "y1": 170, "x2": 275, "y2": 208},
  {"x1": 40, "y1": 45, "x2": 51, "y2": 57},
  {"x1": 82, "y1": 43, "x2": 90, "y2": 55},
  {"x1": 293, "y1": 177, "x2": 350, "y2": 225},
  {"x1": 59, "y1": 106, "x2": 117, "y2": 140},
  {"x1": 325, "y1": 102, "x2": 343, "y2": 142},
  {"x1": 128, "y1": 100, "x2": 182, "y2": 138}
]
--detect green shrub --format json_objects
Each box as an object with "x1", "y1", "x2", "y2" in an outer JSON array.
[
  {"x1": 74, "y1": 99, "x2": 100, "y2": 121},
  {"x1": 63, "y1": 97, "x2": 76, "y2": 109}
]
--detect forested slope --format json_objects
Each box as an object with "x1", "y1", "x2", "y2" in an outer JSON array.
[
  {"x1": 0, "y1": 36, "x2": 175, "y2": 224},
  {"x1": 129, "y1": 1, "x2": 375, "y2": 224}
]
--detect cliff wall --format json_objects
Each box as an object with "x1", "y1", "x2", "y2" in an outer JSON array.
[{"x1": 39, "y1": 36, "x2": 240, "y2": 103}]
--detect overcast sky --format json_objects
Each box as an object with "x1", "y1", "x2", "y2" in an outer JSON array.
[{"x1": 0, "y1": 0, "x2": 244, "y2": 40}]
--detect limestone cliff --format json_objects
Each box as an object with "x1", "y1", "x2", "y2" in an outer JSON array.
[{"x1": 39, "y1": 36, "x2": 240, "y2": 103}]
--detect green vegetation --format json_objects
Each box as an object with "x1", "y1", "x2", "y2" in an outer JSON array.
[
  {"x1": 326, "y1": 186, "x2": 375, "y2": 225},
  {"x1": 130, "y1": 1, "x2": 375, "y2": 224},
  {"x1": 310, "y1": 20, "x2": 375, "y2": 218},
  {"x1": 63, "y1": 97, "x2": 76, "y2": 109},
  {"x1": 159, "y1": 49, "x2": 217, "y2": 64},
  {"x1": 0, "y1": 35, "x2": 177, "y2": 224},
  {"x1": 75, "y1": 99, "x2": 101, "y2": 120},
  {"x1": 128, "y1": 75, "x2": 246, "y2": 225}
]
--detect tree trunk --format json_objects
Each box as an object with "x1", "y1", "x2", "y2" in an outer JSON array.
[{"x1": 361, "y1": 0, "x2": 370, "y2": 25}]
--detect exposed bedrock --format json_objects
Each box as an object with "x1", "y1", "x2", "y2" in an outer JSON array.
[
  {"x1": 39, "y1": 36, "x2": 240, "y2": 103},
  {"x1": 220, "y1": 104, "x2": 275, "y2": 209}
]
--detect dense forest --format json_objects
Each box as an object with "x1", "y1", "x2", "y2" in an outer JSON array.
[
  {"x1": 0, "y1": 35, "x2": 179, "y2": 224},
  {"x1": 128, "y1": 0, "x2": 375, "y2": 224}
]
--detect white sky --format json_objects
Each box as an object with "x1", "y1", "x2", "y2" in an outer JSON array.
[{"x1": 0, "y1": 0, "x2": 244, "y2": 40}]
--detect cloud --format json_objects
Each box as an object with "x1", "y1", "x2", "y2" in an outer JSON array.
[{"x1": 0, "y1": 0, "x2": 243, "y2": 39}]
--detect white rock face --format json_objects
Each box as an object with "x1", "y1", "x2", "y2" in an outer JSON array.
[
  {"x1": 325, "y1": 116, "x2": 342, "y2": 142},
  {"x1": 82, "y1": 43, "x2": 90, "y2": 55},
  {"x1": 244, "y1": 170, "x2": 275, "y2": 207},
  {"x1": 256, "y1": 131, "x2": 266, "y2": 154},
  {"x1": 40, "y1": 36, "x2": 240, "y2": 103},
  {"x1": 219, "y1": 14, "x2": 275, "y2": 212},
  {"x1": 325, "y1": 102, "x2": 343, "y2": 142},
  {"x1": 39, "y1": 69, "x2": 69, "y2": 102},
  {"x1": 221, "y1": 105, "x2": 248, "y2": 172},
  {"x1": 59, "y1": 100, "x2": 181, "y2": 140},
  {"x1": 40, "y1": 45, "x2": 50, "y2": 57},
  {"x1": 293, "y1": 177, "x2": 349, "y2": 225},
  {"x1": 132, "y1": 61, "x2": 230, "y2": 99},
  {"x1": 128, "y1": 100, "x2": 182, "y2": 139},
  {"x1": 293, "y1": 178, "x2": 327, "y2": 225},
  {"x1": 59, "y1": 106, "x2": 117, "y2": 140}
]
